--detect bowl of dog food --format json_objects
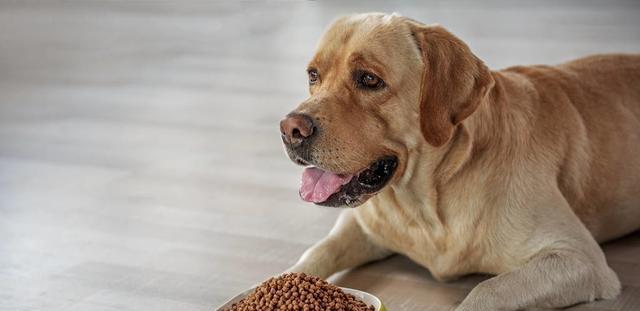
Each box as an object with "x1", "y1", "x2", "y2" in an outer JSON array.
[{"x1": 216, "y1": 272, "x2": 385, "y2": 311}]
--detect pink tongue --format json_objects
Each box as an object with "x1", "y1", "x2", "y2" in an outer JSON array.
[{"x1": 300, "y1": 167, "x2": 354, "y2": 203}]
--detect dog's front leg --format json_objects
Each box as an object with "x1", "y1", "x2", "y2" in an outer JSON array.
[
  {"x1": 287, "y1": 209, "x2": 392, "y2": 279},
  {"x1": 456, "y1": 246, "x2": 620, "y2": 311}
]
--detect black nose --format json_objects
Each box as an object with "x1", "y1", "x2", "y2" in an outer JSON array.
[{"x1": 280, "y1": 113, "x2": 315, "y2": 146}]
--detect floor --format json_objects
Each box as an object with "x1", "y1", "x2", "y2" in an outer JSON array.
[{"x1": 0, "y1": 1, "x2": 639, "y2": 311}]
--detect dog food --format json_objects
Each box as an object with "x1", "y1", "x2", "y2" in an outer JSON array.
[{"x1": 222, "y1": 272, "x2": 375, "y2": 311}]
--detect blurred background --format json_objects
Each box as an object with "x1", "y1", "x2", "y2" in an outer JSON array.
[{"x1": 1, "y1": 1, "x2": 639, "y2": 310}]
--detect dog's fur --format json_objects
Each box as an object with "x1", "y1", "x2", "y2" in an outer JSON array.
[{"x1": 284, "y1": 13, "x2": 640, "y2": 310}]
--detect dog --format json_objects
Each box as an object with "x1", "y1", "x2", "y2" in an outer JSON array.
[{"x1": 279, "y1": 13, "x2": 640, "y2": 310}]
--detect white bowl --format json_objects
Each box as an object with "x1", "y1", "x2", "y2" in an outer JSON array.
[{"x1": 215, "y1": 286, "x2": 386, "y2": 311}]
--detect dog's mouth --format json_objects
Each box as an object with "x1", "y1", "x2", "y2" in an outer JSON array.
[{"x1": 299, "y1": 156, "x2": 398, "y2": 207}]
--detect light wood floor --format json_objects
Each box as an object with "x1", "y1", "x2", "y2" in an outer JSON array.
[{"x1": 1, "y1": 1, "x2": 639, "y2": 311}]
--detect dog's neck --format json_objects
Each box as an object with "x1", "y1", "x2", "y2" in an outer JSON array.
[
  {"x1": 472, "y1": 71, "x2": 536, "y2": 153},
  {"x1": 376, "y1": 124, "x2": 473, "y2": 239},
  {"x1": 430, "y1": 71, "x2": 513, "y2": 187}
]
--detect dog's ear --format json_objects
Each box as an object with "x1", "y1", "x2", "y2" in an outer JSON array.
[{"x1": 408, "y1": 22, "x2": 494, "y2": 147}]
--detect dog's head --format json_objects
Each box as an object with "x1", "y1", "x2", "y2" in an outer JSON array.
[{"x1": 280, "y1": 13, "x2": 494, "y2": 207}]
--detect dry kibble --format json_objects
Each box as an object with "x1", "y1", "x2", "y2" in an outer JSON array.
[{"x1": 223, "y1": 273, "x2": 375, "y2": 311}]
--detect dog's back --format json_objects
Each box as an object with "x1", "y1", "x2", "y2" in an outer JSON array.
[{"x1": 504, "y1": 54, "x2": 640, "y2": 242}]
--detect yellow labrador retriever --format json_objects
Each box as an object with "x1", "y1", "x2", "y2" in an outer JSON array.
[{"x1": 279, "y1": 13, "x2": 640, "y2": 310}]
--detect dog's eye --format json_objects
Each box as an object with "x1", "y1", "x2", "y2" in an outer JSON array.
[
  {"x1": 356, "y1": 71, "x2": 384, "y2": 90},
  {"x1": 308, "y1": 69, "x2": 319, "y2": 85}
]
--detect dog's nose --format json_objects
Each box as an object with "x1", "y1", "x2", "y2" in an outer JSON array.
[{"x1": 280, "y1": 114, "x2": 315, "y2": 145}]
